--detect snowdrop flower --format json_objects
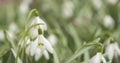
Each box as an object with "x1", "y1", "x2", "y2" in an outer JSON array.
[
  {"x1": 19, "y1": 0, "x2": 33, "y2": 23},
  {"x1": 47, "y1": 34, "x2": 57, "y2": 46},
  {"x1": 89, "y1": 52, "x2": 106, "y2": 63},
  {"x1": 107, "y1": 0, "x2": 118, "y2": 5},
  {"x1": 103, "y1": 15, "x2": 114, "y2": 30},
  {"x1": 26, "y1": 35, "x2": 54, "y2": 61},
  {"x1": 105, "y1": 42, "x2": 120, "y2": 61},
  {"x1": 62, "y1": 0, "x2": 74, "y2": 18},
  {"x1": 29, "y1": 16, "x2": 47, "y2": 38},
  {"x1": 19, "y1": 0, "x2": 32, "y2": 14},
  {"x1": 0, "y1": 29, "x2": 5, "y2": 41},
  {"x1": 92, "y1": 0, "x2": 102, "y2": 10},
  {"x1": 8, "y1": 22, "x2": 18, "y2": 33},
  {"x1": 7, "y1": 22, "x2": 18, "y2": 40}
]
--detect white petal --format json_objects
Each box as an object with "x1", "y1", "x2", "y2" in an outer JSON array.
[
  {"x1": 62, "y1": 0, "x2": 74, "y2": 18},
  {"x1": 30, "y1": 42, "x2": 37, "y2": 56},
  {"x1": 92, "y1": 0, "x2": 102, "y2": 9},
  {"x1": 114, "y1": 43, "x2": 120, "y2": 55},
  {"x1": 90, "y1": 54, "x2": 100, "y2": 63},
  {"x1": 101, "y1": 56, "x2": 107, "y2": 63},
  {"x1": 107, "y1": 0, "x2": 118, "y2": 5},
  {"x1": 35, "y1": 17, "x2": 47, "y2": 31},
  {"x1": 35, "y1": 48, "x2": 42, "y2": 61},
  {"x1": 47, "y1": 34, "x2": 57, "y2": 46},
  {"x1": 103, "y1": 15, "x2": 114, "y2": 29},
  {"x1": 89, "y1": 53, "x2": 105, "y2": 63},
  {"x1": 29, "y1": 27, "x2": 38, "y2": 38},
  {"x1": 105, "y1": 44, "x2": 114, "y2": 60},
  {"x1": 26, "y1": 44, "x2": 31, "y2": 55},
  {"x1": 42, "y1": 36, "x2": 54, "y2": 53},
  {"x1": 8, "y1": 22, "x2": 18, "y2": 33},
  {"x1": 43, "y1": 50, "x2": 49, "y2": 60}
]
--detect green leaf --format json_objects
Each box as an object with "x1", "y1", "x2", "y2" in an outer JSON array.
[
  {"x1": 65, "y1": 42, "x2": 102, "y2": 63},
  {"x1": 53, "y1": 50, "x2": 60, "y2": 63}
]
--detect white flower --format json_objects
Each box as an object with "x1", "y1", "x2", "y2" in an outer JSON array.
[
  {"x1": 19, "y1": 0, "x2": 33, "y2": 23},
  {"x1": 7, "y1": 22, "x2": 18, "y2": 40},
  {"x1": 26, "y1": 35, "x2": 54, "y2": 61},
  {"x1": 107, "y1": 0, "x2": 118, "y2": 5},
  {"x1": 29, "y1": 17, "x2": 47, "y2": 38},
  {"x1": 105, "y1": 42, "x2": 120, "y2": 61},
  {"x1": 8, "y1": 22, "x2": 18, "y2": 33},
  {"x1": 103, "y1": 15, "x2": 114, "y2": 29},
  {"x1": 29, "y1": 27, "x2": 38, "y2": 39},
  {"x1": 19, "y1": 0, "x2": 32, "y2": 15},
  {"x1": 62, "y1": 0, "x2": 74, "y2": 18},
  {"x1": 47, "y1": 34, "x2": 57, "y2": 46},
  {"x1": 92, "y1": 0, "x2": 102, "y2": 10},
  {"x1": 0, "y1": 29, "x2": 5, "y2": 41},
  {"x1": 89, "y1": 53, "x2": 106, "y2": 63}
]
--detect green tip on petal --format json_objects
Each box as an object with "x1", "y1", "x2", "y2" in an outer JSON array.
[
  {"x1": 38, "y1": 28, "x2": 43, "y2": 35},
  {"x1": 38, "y1": 42, "x2": 44, "y2": 46}
]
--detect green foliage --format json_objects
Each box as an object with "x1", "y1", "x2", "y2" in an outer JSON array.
[{"x1": 0, "y1": 0, "x2": 120, "y2": 63}]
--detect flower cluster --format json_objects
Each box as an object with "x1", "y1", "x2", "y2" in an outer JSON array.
[
  {"x1": 25, "y1": 16, "x2": 54, "y2": 61},
  {"x1": 89, "y1": 39, "x2": 120, "y2": 63}
]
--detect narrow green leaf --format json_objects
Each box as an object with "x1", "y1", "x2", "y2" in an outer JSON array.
[
  {"x1": 65, "y1": 45, "x2": 92, "y2": 63},
  {"x1": 65, "y1": 42, "x2": 102, "y2": 63},
  {"x1": 53, "y1": 50, "x2": 60, "y2": 63},
  {"x1": 11, "y1": 49, "x2": 23, "y2": 63}
]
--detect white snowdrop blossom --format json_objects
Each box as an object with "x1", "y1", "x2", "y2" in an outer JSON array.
[
  {"x1": 105, "y1": 42, "x2": 120, "y2": 61},
  {"x1": 19, "y1": 0, "x2": 33, "y2": 23},
  {"x1": 29, "y1": 17, "x2": 47, "y2": 38},
  {"x1": 31, "y1": 16, "x2": 47, "y2": 31},
  {"x1": 26, "y1": 35, "x2": 54, "y2": 61},
  {"x1": 7, "y1": 22, "x2": 18, "y2": 40},
  {"x1": 103, "y1": 15, "x2": 114, "y2": 29},
  {"x1": 19, "y1": 0, "x2": 32, "y2": 15},
  {"x1": 107, "y1": 0, "x2": 118, "y2": 5},
  {"x1": 92, "y1": 0, "x2": 102, "y2": 9},
  {"x1": 0, "y1": 29, "x2": 5, "y2": 41},
  {"x1": 8, "y1": 22, "x2": 18, "y2": 33},
  {"x1": 89, "y1": 53, "x2": 106, "y2": 63},
  {"x1": 62, "y1": 0, "x2": 74, "y2": 18},
  {"x1": 47, "y1": 34, "x2": 57, "y2": 46}
]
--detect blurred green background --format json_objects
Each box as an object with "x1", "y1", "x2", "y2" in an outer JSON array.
[{"x1": 0, "y1": 0, "x2": 120, "y2": 63}]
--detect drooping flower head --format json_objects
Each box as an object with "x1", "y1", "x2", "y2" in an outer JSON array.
[
  {"x1": 26, "y1": 35, "x2": 54, "y2": 61},
  {"x1": 29, "y1": 16, "x2": 47, "y2": 38},
  {"x1": 89, "y1": 52, "x2": 106, "y2": 63},
  {"x1": 105, "y1": 42, "x2": 120, "y2": 61},
  {"x1": 26, "y1": 15, "x2": 54, "y2": 61}
]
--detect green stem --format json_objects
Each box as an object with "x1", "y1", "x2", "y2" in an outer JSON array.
[
  {"x1": 65, "y1": 41, "x2": 103, "y2": 63},
  {"x1": 25, "y1": 9, "x2": 39, "y2": 24},
  {"x1": 15, "y1": 9, "x2": 39, "y2": 63}
]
